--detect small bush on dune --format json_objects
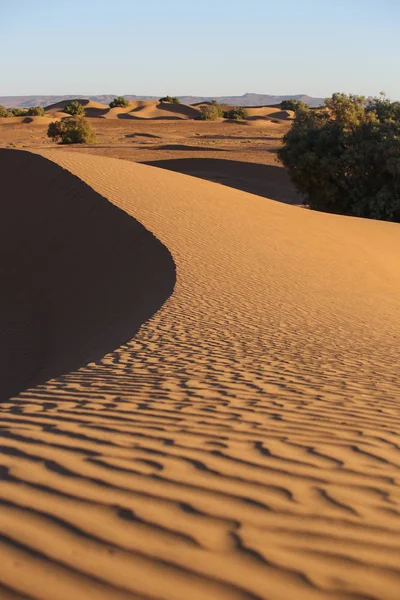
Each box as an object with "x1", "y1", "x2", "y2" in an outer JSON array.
[
  {"x1": 280, "y1": 99, "x2": 307, "y2": 111},
  {"x1": 27, "y1": 106, "x2": 45, "y2": 116},
  {"x1": 198, "y1": 103, "x2": 224, "y2": 120},
  {"x1": 223, "y1": 107, "x2": 248, "y2": 120},
  {"x1": 109, "y1": 96, "x2": 130, "y2": 108},
  {"x1": 159, "y1": 96, "x2": 181, "y2": 104},
  {"x1": 9, "y1": 108, "x2": 28, "y2": 117},
  {"x1": 0, "y1": 105, "x2": 10, "y2": 117},
  {"x1": 63, "y1": 101, "x2": 85, "y2": 116},
  {"x1": 278, "y1": 92, "x2": 400, "y2": 222},
  {"x1": 47, "y1": 117, "x2": 97, "y2": 145}
]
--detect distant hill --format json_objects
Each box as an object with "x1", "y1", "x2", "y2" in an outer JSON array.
[
  {"x1": 0, "y1": 92, "x2": 325, "y2": 109},
  {"x1": 178, "y1": 93, "x2": 325, "y2": 107}
]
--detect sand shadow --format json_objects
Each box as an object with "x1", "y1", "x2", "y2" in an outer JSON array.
[
  {"x1": 142, "y1": 158, "x2": 303, "y2": 204},
  {"x1": 0, "y1": 149, "x2": 176, "y2": 400},
  {"x1": 147, "y1": 144, "x2": 229, "y2": 152}
]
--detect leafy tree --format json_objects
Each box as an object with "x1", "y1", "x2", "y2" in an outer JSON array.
[
  {"x1": 278, "y1": 93, "x2": 400, "y2": 222},
  {"x1": 223, "y1": 107, "x2": 248, "y2": 120},
  {"x1": 159, "y1": 96, "x2": 181, "y2": 104},
  {"x1": 366, "y1": 92, "x2": 400, "y2": 123},
  {"x1": 63, "y1": 101, "x2": 85, "y2": 116},
  {"x1": 0, "y1": 105, "x2": 9, "y2": 117},
  {"x1": 324, "y1": 93, "x2": 374, "y2": 128},
  {"x1": 27, "y1": 105, "x2": 45, "y2": 116},
  {"x1": 109, "y1": 96, "x2": 130, "y2": 108},
  {"x1": 47, "y1": 117, "x2": 97, "y2": 145}
]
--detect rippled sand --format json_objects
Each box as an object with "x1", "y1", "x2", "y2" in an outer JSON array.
[{"x1": 1, "y1": 149, "x2": 399, "y2": 600}]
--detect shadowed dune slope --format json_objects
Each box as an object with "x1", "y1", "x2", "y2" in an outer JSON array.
[
  {"x1": 143, "y1": 158, "x2": 303, "y2": 204},
  {"x1": 1, "y1": 150, "x2": 400, "y2": 600},
  {"x1": 0, "y1": 149, "x2": 175, "y2": 400},
  {"x1": 102, "y1": 101, "x2": 200, "y2": 121}
]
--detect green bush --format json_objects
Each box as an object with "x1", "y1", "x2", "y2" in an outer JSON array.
[
  {"x1": 159, "y1": 96, "x2": 181, "y2": 104},
  {"x1": 27, "y1": 106, "x2": 45, "y2": 116},
  {"x1": 198, "y1": 103, "x2": 224, "y2": 120},
  {"x1": 278, "y1": 93, "x2": 400, "y2": 222},
  {"x1": 0, "y1": 105, "x2": 9, "y2": 117},
  {"x1": 9, "y1": 108, "x2": 28, "y2": 116},
  {"x1": 223, "y1": 107, "x2": 248, "y2": 120},
  {"x1": 280, "y1": 99, "x2": 307, "y2": 111},
  {"x1": 63, "y1": 101, "x2": 85, "y2": 116},
  {"x1": 109, "y1": 96, "x2": 130, "y2": 108},
  {"x1": 47, "y1": 117, "x2": 97, "y2": 145}
]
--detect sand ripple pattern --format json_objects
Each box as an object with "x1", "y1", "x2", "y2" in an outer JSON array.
[{"x1": 1, "y1": 152, "x2": 400, "y2": 600}]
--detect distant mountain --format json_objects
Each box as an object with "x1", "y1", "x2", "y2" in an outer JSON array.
[
  {"x1": 0, "y1": 92, "x2": 325, "y2": 109},
  {"x1": 178, "y1": 93, "x2": 325, "y2": 107}
]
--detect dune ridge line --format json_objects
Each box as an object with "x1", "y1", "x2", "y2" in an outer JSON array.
[
  {"x1": 0, "y1": 149, "x2": 400, "y2": 599},
  {"x1": 0, "y1": 149, "x2": 176, "y2": 399}
]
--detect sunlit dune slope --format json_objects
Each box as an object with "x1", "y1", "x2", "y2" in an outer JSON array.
[
  {"x1": 0, "y1": 149, "x2": 175, "y2": 399},
  {"x1": 44, "y1": 99, "x2": 109, "y2": 111},
  {"x1": 102, "y1": 100, "x2": 200, "y2": 120},
  {"x1": 1, "y1": 149, "x2": 400, "y2": 600},
  {"x1": 44, "y1": 99, "x2": 110, "y2": 118}
]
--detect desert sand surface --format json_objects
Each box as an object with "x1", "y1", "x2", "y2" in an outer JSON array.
[
  {"x1": 0, "y1": 149, "x2": 175, "y2": 400},
  {"x1": 0, "y1": 116, "x2": 293, "y2": 202},
  {"x1": 0, "y1": 147, "x2": 399, "y2": 600}
]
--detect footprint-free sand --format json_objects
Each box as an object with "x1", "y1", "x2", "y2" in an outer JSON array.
[{"x1": 0, "y1": 149, "x2": 399, "y2": 600}]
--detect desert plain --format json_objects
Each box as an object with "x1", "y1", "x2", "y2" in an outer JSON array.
[{"x1": 0, "y1": 99, "x2": 399, "y2": 600}]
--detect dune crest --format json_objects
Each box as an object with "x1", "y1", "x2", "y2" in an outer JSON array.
[
  {"x1": 0, "y1": 150, "x2": 400, "y2": 599},
  {"x1": 0, "y1": 149, "x2": 175, "y2": 399}
]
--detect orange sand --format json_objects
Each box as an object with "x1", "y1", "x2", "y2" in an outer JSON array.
[{"x1": 0, "y1": 149, "x2": 399, "y2": 600}]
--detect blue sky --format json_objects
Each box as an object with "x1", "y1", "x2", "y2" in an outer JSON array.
[{"x1": 1, "y1": 0, "x2": 399, "y2": 99}]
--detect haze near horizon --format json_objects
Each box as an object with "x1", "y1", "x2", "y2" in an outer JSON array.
[{"x1": 1, "y1": 0, "x2": 399, "y2": 100}]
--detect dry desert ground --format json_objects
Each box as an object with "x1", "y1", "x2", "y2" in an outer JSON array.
[{"x1": 0, "y1": 100, "x2": 399, "y2": 600}]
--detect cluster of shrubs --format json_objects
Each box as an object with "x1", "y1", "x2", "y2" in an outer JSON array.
[
  {"x1": 47, "y1": 117, "x2": 96, "y2": 145},
  {"x1": 278, "y1": 93, "x2": 400, "y2": 222},
  {"x1": 198, "y1": 101, "x2": 248, "y2": 121},
  {"x1": 159, "y1": 96, "x2": 180, "y2": 104},
  {"x1": 0, "y1": 105, "x2": 45, "y2": 117},
  {"x1": 279, "y1": 99, "x2": 307, "y2": 111}
]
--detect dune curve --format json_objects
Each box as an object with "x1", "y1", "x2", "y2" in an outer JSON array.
[
  {"x1": 1, "y1": 150, "x2": 400, "y2": 600},
  {"x1": 0, "y1": 149, "x2": 175, "y2": 399}
]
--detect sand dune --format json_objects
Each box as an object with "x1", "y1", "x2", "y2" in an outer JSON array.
[
  {"x1": 0, "y1": 149, "x2": 175, "y2": 399},
  {"x1": 245, "y1": 108, "x2": 294, "y2": 121},
  {"x1": 44, "y1": 99, "x2": 109, "y2": 111},
  {"x1": 1, "y1": 149, "x2": 400, "y2": 599},
  {"x1": 44, "y1": 99, "x2": 110, "y2": 119},
  {"x1": 39, "y1": 100, "x2": 292, "y2": 123},
  {"x1": 143, "y1": 158, "x2": 303, "y2": 203},
  {"x1": 103, "y1": 101, "x2": 200, "y2": 121}
]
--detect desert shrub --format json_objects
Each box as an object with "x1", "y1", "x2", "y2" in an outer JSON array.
[
  {"x1": 280, "y1": 99, "x2": 307, "y2": 111},
  {"x1": 27, "y1": 106, "x2": 45, "y2": 116},
  {"x1": 0, "y1": 105, "x2": 10, "y2": 117},
  {"x1": 9, "y1": 108, "x2": 28, "y2": 116},
  {"x1": 109, "y1": 96, "x2": 130, "y2": 108},
  {"x1": 63, "y1": 101, "x2": 85, "y2": 116},
  {"x1": 47, "y1": 117, "x2": 97, "y2": 145},
  {"x1": 159, "y1": 96, "x2": 181, "y2": 104},
  {"x1": 278, "y1": 93, "x2": 400, "y2": 222},
  {"x1": 198, "y1": 103, "x2": 224, "y2": 120},
  {"x1": 223, "y1": 107, "x2": 248, "y2": 120}
]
